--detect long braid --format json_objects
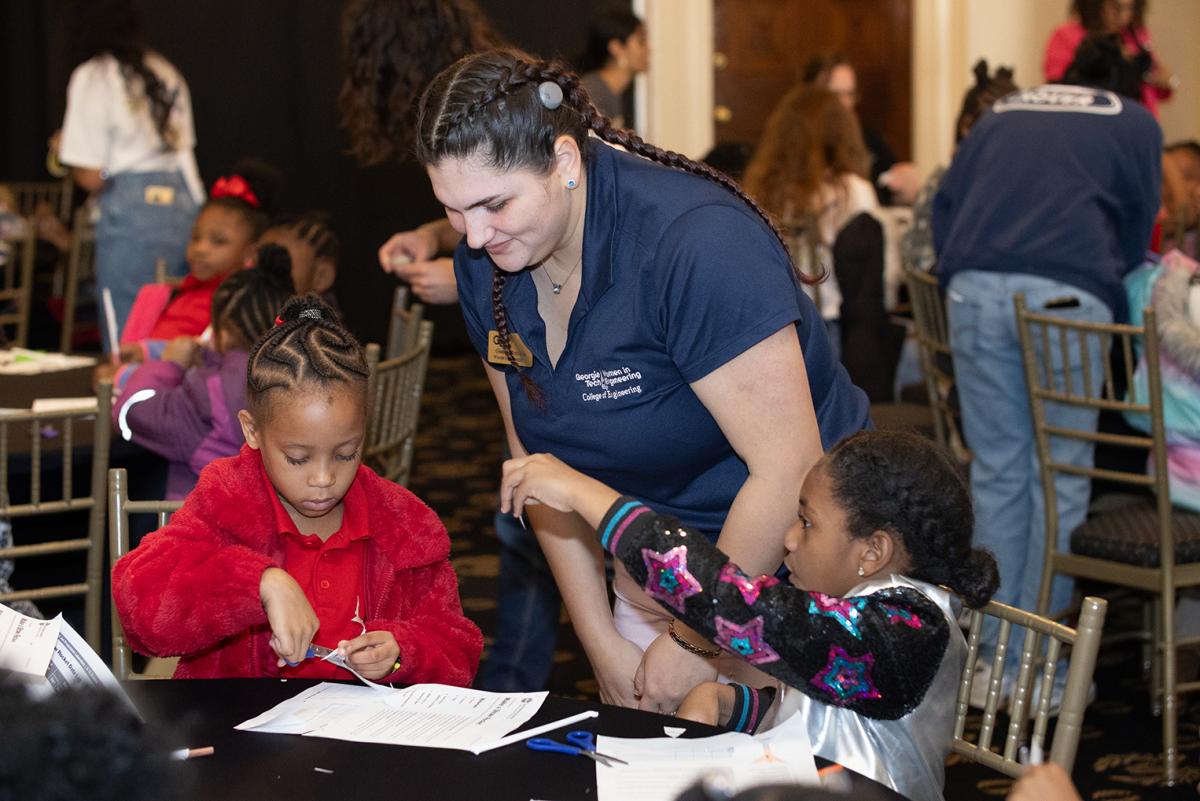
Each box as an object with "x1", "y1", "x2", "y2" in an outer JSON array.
[
  {"x1": 490, "y1": 269, "x2": 544, "y2": 408},
  {"x1": 246, "y1": 295, "x2": 369, "y2": 420}
]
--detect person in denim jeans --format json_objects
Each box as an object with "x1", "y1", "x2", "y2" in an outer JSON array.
[
  {"x1": 933, "y1": 35, "x2": 1161, "y2": 684},
  {"x1": 58, "y1": 0, "x2": 204, "y2": 352}
]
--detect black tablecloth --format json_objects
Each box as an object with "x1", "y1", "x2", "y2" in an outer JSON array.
[{"x1": 124, "y1": 679, "x2": 905, "y2": 801}]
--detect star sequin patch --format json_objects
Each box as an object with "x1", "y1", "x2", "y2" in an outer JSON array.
[
  {"x1": 879, "y1": 603, "x2": 923, "y2": 630},
  {"x1": 808, "y1": 593, "x2": 869, "y2": 639},
  {"x1": 717, "y1": 564, "x2": 780, "y2": 605},
  {"x1": 811, "y1": 644, "x2": 882, "y2": 704},
  {"x1": 640, "y1": 546, "x2": 703, "y2": 614},
  {"x1": 713, "y1": 615, "x2": 780, "y2": 666}
]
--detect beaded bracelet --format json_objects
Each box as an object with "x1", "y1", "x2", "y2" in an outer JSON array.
[{"x1": 668, "y1": 619, "x2": 721, "y2": 658}]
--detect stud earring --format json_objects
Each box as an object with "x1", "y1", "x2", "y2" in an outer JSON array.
[
  {"x1": 566, "y1": 179, "x2": 577, "y2": 189},
  {"x1": 857, "y1": 565, "x2": 866, "y2": 577}
]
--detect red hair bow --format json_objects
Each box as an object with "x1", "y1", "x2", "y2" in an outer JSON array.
[{"x1": 210, "y1": 174, "x2": 260, "y2": 208}]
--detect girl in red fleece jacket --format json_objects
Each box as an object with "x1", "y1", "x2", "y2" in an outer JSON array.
[{"x1": 112, "y1": 295, "x2": 482, "y2": 684}]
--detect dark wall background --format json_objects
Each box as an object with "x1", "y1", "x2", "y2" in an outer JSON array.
[{"x1": 2, "y1": 0, "x2": 629, "y2": 351}]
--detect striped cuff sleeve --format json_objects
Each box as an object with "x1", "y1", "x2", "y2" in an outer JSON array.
[
  {"x1": 597, "y1": 495, "x2": 651, "y2": 555},
  {"x1": 727, "y1": 683, "x2": 777, "y2": 735}
]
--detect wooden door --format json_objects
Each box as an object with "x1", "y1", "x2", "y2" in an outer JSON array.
[{"x1": 713, "y1": 0, "x2": 912, "y2": 159}]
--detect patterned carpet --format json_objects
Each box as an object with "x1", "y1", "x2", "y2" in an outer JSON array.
[{"x1": 412, "y1": 353, "x2": 1200, "y2": 800}]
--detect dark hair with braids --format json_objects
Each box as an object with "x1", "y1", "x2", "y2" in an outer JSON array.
[
  {"x1": 338, "y1": 0, "x2": 503, "y2": 165},
  {"x1": 262, "y1": 212, "x2": 341, "y2": 294},
  {"x1": 204, "y1": 158, "x2": 282, "y2": 240},
  {"x1": 823, "y1": 430, "x2": 999, "y2": 608},
  {"x1": 66, "y1": 0, "x2": 181, "y2": 150},
  {"x1": 211, "y1": 244, "x2": 296, "y2": 352},
  {"x1": 245, "y1": 295, "x2": 369, "y2": 421},
  {"x1": 413, "y1": 48, "x2": 797, "y2": 393},
  {"x1": 955, "y1": 60, "x2": 1017, "y2": 144}
]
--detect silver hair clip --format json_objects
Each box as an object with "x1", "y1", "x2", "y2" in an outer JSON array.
[
  {"x1": 537, "y1": 81, "x2": 564, "y2": 110},
  {"x1": 299, "y1": 308, "x2": 322, "y2": 320}
]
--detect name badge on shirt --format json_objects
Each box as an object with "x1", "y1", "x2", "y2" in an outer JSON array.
[
  {"x1": 487, "y1": 330, "x2": 534, "y2": 368},
  {"x1": 144, "y1": 185, "x2": 176, "y2": 206}
]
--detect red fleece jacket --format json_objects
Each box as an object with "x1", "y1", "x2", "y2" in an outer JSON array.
[{"x1": 112, "y1": 446, "x2": 481, "y2": 685}]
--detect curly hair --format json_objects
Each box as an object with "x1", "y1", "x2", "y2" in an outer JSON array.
[
  {"x1": 413, "y1": 48, "x2": 796, "y2": 402},
  {"x1": 742, "y1": 85, "x2": 870, "y2": 227},
  {"x1": 0, "y1": 681, "x2": 172, "y2": 801},
  {"x1": 955, "y1": 60, "x2": 1017, "y2": 143},
  {"x1": 823, "y1": 430, "x2": 999, "y2": 608},
  {"x1": 338, "y1": 0, "x2": 502, "y2": 165},
  {"x1": 246, "y1": 294, "x2": 369, "y2": 421},
  {"x1": 65, "y1": 0, "x2": 181, "y2": 150}
]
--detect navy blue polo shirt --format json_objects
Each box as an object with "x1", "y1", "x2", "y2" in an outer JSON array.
[{"x1": 455, "y1": 140, "x2": 869, "y2": 535}]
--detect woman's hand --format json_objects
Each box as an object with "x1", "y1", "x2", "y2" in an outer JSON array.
[
  {"x1": 378, "y1": 228, "x2": 438, "y2": 274},
  {"x1": 337, "y1": 630, "x2": 401, "y2": 680},
  {"x1": 500, "y1": 453, "x2": 620, "y2": 528},
  {"x1": 588, "y1": 632, "x2": 645, "y2": 708},
  {"x1": 635, "y1": 630, "x2": 720, "y2": 714},
  {"x1": 676, "y1": 682, "x2": 734, "y2": 727},
  {"x1": 259, "y1": 567, "x2": 320, "y2": 666}
]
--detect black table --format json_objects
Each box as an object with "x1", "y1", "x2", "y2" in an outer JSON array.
[{"x1": 125, "y1": 679, "x2": 906, "y2": 801}]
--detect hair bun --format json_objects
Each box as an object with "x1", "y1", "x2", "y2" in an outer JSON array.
[
  {"x1": 276, "y1": 293, "x2": 337, "y2": 326},
  {"x1": 954, "y1": 548, "x2": 1001, "y2": 609}
]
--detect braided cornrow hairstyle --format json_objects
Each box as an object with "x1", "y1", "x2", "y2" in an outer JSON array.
[
  {"x1": 823, "y1": 430, "x2": 1000, "y2": 609},
  {"x1": 211, "y1": 243, "x2": 296, "y2": 352},
  {"x1": 413, "y1": 48, "x2": 799, "y2": 394},
  {"x1": 245, "y1": 294, "x2": 369, "y2": 421}
]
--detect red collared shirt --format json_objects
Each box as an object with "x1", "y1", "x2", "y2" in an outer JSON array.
[
  {"x1": 268, "y1": 470, "x2": 372, "y2": 680},
  {"x1": 148, "y1": 272, "x2": 228, "y2": 340}
]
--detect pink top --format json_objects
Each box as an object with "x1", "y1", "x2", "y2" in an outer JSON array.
[{"x1": 1043, "y1": 21, "x2": 1171, "y2": 118}]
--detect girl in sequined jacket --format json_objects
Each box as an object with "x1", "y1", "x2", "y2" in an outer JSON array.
[{"x1": 500, "y1": 430, "x2": 999, "y2": 801}]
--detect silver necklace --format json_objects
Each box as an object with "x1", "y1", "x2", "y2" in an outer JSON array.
[{"x1": 542, "y1": 254, "x2": 582, "y2": 294}]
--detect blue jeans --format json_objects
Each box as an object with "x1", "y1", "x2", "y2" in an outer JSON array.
[
  {"x1": 95, "y1": 170, "x2": 197, "y2": 352},
  {"x1": 475, "y1": 509, "x2": 561, "y2": 692},
  {"x1": 947, "y1": 271, "x2": 1111, "y2": 653}
]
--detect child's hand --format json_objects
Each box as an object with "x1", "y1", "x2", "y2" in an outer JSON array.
[
  {"x1": 676, "y1": 682, "x2": 735, "y2": 727},
  {"x1": 337, "y1": 631, "x2": 401, "y2": 680},
  {"x1": 500, "y1": 454, "x2": 620, "y2": 528},
  {"x1": 117, "y1": 342, "x2": 144, "y2": 364},
  {"x1": 1007, "y1": 764, "x2": 1083, "y2": 801},
  {"x1": 259, "y1": 567, "x2": 320, "y2": 666},
  {"x1": 162, "y1": 336, "x2": 201, "y2": 368}
]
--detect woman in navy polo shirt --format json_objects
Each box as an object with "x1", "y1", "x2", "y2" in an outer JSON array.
[{"x1": 414, "y1": 50, "x2": 870, "y2": 713}]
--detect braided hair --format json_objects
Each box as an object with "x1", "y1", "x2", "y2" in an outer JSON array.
[
  {"x1": 210, "y1": 243, "x2": 296, "y2": 352},
  {"x1": 245, "y1": 295, "x2": 369, "y2": 421},
  {"x1": 823, "y1": 430, "x2": 999, "y2": 608},
  {"x1": 413, "y1": 48, "x2": 794, "y2": 395}
]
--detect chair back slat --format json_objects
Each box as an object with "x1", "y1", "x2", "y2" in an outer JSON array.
[
  {"x1": 60, "y1": 210, "x2": 97, "y2": 353},
  {"x1": 953, "y1": 595, "x2": 1108, "y2": 778},
  {"x1": 9, "y1": 180, "x2": 73, "y2": 222},
  {"x1": 903, "y1": 268, "x2": 970, "y2": 462},
  {"x1": 0, "y1": 383, "x2": 112, "y2": 649},
  {"x1": 107, "y1": 468, "x2": 182, "y2": 680},
  {"x1": 386, "y1": 286, "x2": 427, "y2": 360},
  {"x1": 0, "y1": 221, "x2": 36, "y2": 347},
  {"x1": 365, "y1": 320, "x2": 433, "y2": 486}
]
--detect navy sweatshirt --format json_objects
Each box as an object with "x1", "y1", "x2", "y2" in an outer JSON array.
[{"x1": 933, "y1": 84, "x2": 1161, "y2": 322}]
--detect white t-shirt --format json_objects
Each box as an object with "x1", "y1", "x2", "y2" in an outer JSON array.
[{"x1": 60, "y1": 52, "x2": 204, "y2": 203}]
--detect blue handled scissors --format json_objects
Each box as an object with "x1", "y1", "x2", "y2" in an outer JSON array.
[{"x1": 526, "y1": 730, "x2": 628, "y2": 767}]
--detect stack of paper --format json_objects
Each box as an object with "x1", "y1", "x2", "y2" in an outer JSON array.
[
  {"x1": 236, "y1": 682, "x2": 548, "y2": 753},
  {"x1": 0, "y1": 604, "x2": 133, "y2": 710},
  {"x1": 0, "y1": 349, "x2": 97, "y2": 375},
  {"x1": 594, "y1": 716, "x2": 820, "y2": 801}
]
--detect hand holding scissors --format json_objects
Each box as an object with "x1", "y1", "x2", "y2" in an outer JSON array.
[{"x1": 526, "y1": 730, "x2": 628, "y2": 767}]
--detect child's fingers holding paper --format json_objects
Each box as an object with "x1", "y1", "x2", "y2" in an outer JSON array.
[{"x1": 338, "y1": 631, "x2": 400, "y2": 679}]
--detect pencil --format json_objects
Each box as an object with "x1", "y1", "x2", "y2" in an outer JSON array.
[{"x1": 170, "y1": 746, "x2": 214, "y2": 760}]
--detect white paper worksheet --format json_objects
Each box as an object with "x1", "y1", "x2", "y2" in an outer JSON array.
[
  {"x1": 236, "y1": 682, "x2": 547, "y2": 752},
  {"x1": 594, "y1": 719, "x2": 819, "y2": 801}
]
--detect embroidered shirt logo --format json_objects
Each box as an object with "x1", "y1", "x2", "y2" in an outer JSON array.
[{"x1": 576, "y1": 366, "x2": 643, "y2": 402}]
